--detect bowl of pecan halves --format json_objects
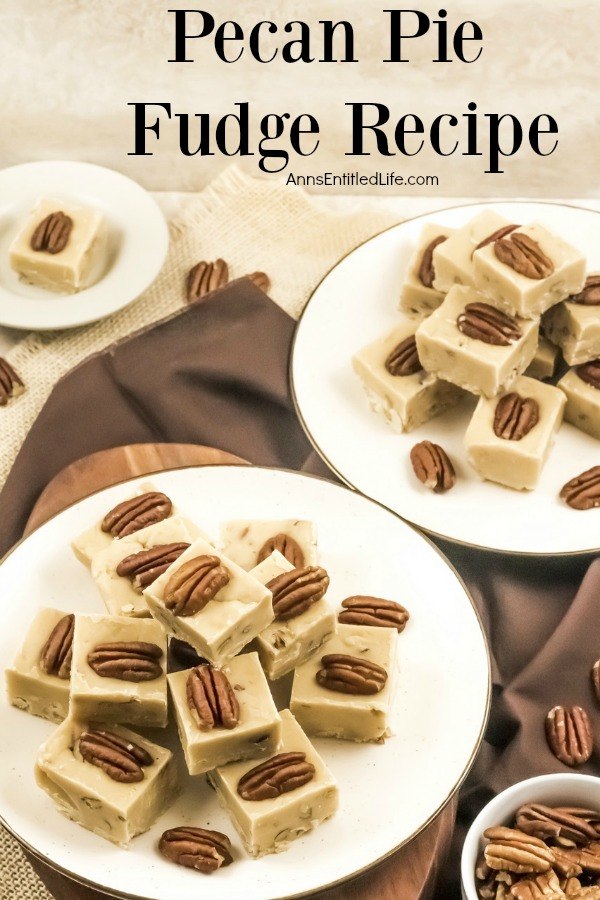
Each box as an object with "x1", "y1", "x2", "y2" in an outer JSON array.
[{"x1": 461, "y1": 774, "x2": 600, "y2": 900}]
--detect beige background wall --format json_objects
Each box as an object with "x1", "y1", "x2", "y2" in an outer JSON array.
[{"x1": 0, "y1": 0, "x2": 596, "y2": 196}]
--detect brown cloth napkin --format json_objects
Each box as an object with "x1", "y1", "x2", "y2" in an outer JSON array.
[{"x1": 1, "y1": 279, "x2": 598, "y2": 898}]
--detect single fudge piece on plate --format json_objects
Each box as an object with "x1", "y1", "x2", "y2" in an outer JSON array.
[
  {"x1": 524, "y1": 336, "x2": 560, "y2": 381},
  {"x1": 35, "y1": 718, "x2": 178, "y2": 845},
  {"x1": 167, "y1": 652, "x2": 281, "y2": 775},
  {"x1": 558, "y1": 361, "x2": 600, "y2": 440},
  {"x1": 415, "y1": 286, "x2": 539, "y2": 398},
  {"x1": 353, "y1": 321, "x2": 465, "y2": 432},
  {"x1": 543, "y1": 275, "x2": 600, "y2": 365},
  {"x1": 5, "y1": 608, "x2": 74, "y2": 723},
  {"x1": 249, "y1": 551, "x2": 336, "y2": 681},
  {"x1": 207, "y1": 709, "x2": 338, "y2": 858},
  {"x1": 69, "y1": 614, "x2": 168, "y2": 727},
  {"x1": 464, "y1": 375, "x2": 566, "y2": 490},
  {"x1": 9, "y1": 198, "x2": 107, "y2": 293},
  {"x1": 432, "y1": 210, "x2": 516, "y2": 294},
  {"x1": 473, "y1": 222, "x2": 585, "y2": 319},
  {"x1": 143, "y1": 538, "x2": 273, "y2": 665},
  {"x1": 220, "y1": 519, "x2": 318, "y2": 571},
  {"x1": 399, "y1": 223, "x2": 454, "y2": 318},
  {"x1": 290, "y1": 623, "x2": 398, "y2": 743}
]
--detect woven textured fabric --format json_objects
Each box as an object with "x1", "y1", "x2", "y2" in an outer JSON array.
[{"x1": 0, "y1": 828, "x2": 51, "y2": 900}]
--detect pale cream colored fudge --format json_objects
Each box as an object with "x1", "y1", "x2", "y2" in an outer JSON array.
[
  {"x1": 473, "y1": 223, "x2": 585, "y2": 319},
  {"x1": 290, "y1": 624, "x2": 398, "y2": 743},
  {"x1": 9, "y1": 198, "x2": 106, "y2": 293},
  {"x1": 207, "y1": 709, "x2": 338, "y2": 857},
  {"x1": 464, "y1": 375, "x2": 566, "y2": 490},
  {"x1": 144, "y1": 538, "x2": 273, "y2": 666},
  {"x1": 35, "y1": 718, "x2": 178, "y2": 845},
  {"x1": 221, "y1": 519, "x2": 317, "y2": 571},
  {"x1": 543, "y1": 287, "x2": 600, "y2": 365},
  {"x1": 168, "y1": 652, "x2": 281, "y2": 776},
  {"x1": 353, "y1": 321, "x2": 465, "y2": 431},
  {"x1": 415, "y1": 286, "x2": 539, "y2": 398},
  {"x1": 399, "y1": 223, "x2": 454, "y2": 318},
  {"x1": 5, "y1": 608, "x2": 72, "y2": 723},
  {"x1": 90, "y1": 515, "x2": 202, "y2": 618},
  {"x1": 558, "y1": 367, "x2": 600, "y2": 440},
  {"x1": 70, "y1": 615, "x2": 168, "y2": 727},
  {"x1": 432, "y1": 210, "x2": 514, "y2": 293},
  {"x1": 524, "y1": 336, "x2": 560, "y2": 381}
]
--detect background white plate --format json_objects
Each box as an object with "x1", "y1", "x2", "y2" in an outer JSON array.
[
  {"x1": 0, "y1": 161, "x2": 168, "y2": 330},
  {"x1": 291, "y1": 202, "x2": 600, "y2": 555},
  {"x1": 0, "y1": 466, "x2": 489, "y2": 900}
]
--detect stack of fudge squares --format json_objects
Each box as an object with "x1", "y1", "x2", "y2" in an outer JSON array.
[
  {"x1": 5, "y1": 483, "x2": 408, "y2": 870},
  {"x1": 353, "y1": 210, "x2": 600, "y2": 495}
]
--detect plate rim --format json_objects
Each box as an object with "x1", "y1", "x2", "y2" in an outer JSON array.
[
  {"x1": 0, "y1": 463, "x2": 492, "y2": 900},
  {"x1": 289, "y1": 199, "x2": 600, "y2": 559}
]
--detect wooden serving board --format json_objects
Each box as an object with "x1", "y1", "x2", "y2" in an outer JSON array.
[{"x1": 22, "y1": 442, "x2": 455, "y2": 900}]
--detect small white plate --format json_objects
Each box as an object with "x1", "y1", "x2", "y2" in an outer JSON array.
[
  {"x1": 291, "y1": 202, "x2": 600, "y2": 556},
  {"x1": 0, "y1": 466, "x2": 489, "y2": 900},
  {"x1": 0, "y1": 161, "x2": 168, "y2": 330}
]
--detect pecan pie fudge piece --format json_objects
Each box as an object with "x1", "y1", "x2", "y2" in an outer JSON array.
[
  {"x1": 543, "y1": 274, "x2": 600, "y2": 365},
  {"x1": 207, "y1": 709, "x2": 338, "y2": 858},
  {"x1": 5, "y1": 608, "x2": 74, "y2": 722},
  {"x1": 9, "y1": 198, "x2": 107, "y2": 293},
  {"x1": 290, "y1": 623, "x2": 398, "y2": 743},
  {"x1": 431, "y1": 210, "x2": 516, "y2": 294},
  {"x1": 69, "y1": 614, "x2": 168, "y2": 727},
  {"x1": 558, "y1": 360, "x2": 600, "y2": 440},
  {"x1": 464, "y1": 375, "x2": 566, "y2": 490},
  {"x1": 415, "y1": 286, "x2": 539, "y2": 398},
  {"x1": 167, "y1": 652, "x2": 281, "y2": 775},
  {"x1": 524, "y1": 335, "x2": 560, "y2": 381},
  {"x1": 399, "y1": 223, "x2": 454, "y2": 318},
  {"x1": 35, "y1": 718, "x2": 178, "y2": 845},
  {"x1": 473, "y1": 222, "x2": 585, "y2": 319},
  {"x1": 143, "y1": 537, "x2": 273, "y2": 666},
  {"x1": 220, "y1": 519, "x2": 318, "y2": 571}
]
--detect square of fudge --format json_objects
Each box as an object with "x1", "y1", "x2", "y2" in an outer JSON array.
[
  {"x1": 5, "y1": 608, "x2": 73, "y2": 723},
  {"x1": 35, "y1": 718, "x2": 178, "y2": 845},
  {"x1": 249, "y1": 552, "x2": 336, "y2": 680},
  {"x1": 220, "y1": 519, "x2": 318, "y2": 571},
  {"x1": 207, "y1": 709, "x2": 338, "y2": 858},
  {"x1": 167, "y1": 652, "x2": 281, "y2": 775},
  {"x1": 9, "y1": 198, "x2": 106, "y2": 293},
  {"x1": 353, "y1": 321, "x2": 465, "y2": 431},
  {"x1": 399, "y1": 223, "x2": 454, "y2": 318},
  {"x1": 290, "y1": 623, "x2": 398, "y2": 744},
  {"x1": 558, "y1": 365, "x2": 600, "y2": 440},
  {"x1": 144, "y1": 538, "x2": 273, "y2": 666},
  {"x1": 473, "y1": 222, "x2": 585, "y2": 319},
  {"x1": 543, "y1": 277, "x2": 600, "y2": 365},
  {"x1": 90, "y1": 515, "x2": 202, "y2": 618},
  {"x1": 70, "y1": 614, "x2": 168, "y2": 727},
  {"x1": 432, "y1": 210, "x2": 515, "y2": 294},
  {"x1": 415, "y1": 286, "x2": 539, "y2": 398},
  {"x1": 524, "y1": 336, "x2": 560, "y2": 381},
  {"x1": 464, "y1": 375, "x2": 566, "y2": 490}
]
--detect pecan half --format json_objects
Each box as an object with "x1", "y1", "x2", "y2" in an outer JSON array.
[
  {"x1": 558, "y1": 843, "x2": 600, "y2": 875},
  {"x1": 570, "y1": 275, "x2": 600, "y2": 306},
  {"x1": 509, "y1": 870, "x2": 563, "y2": 899},
  {"x1": 78, "y1": 729, "x2": 153, "y2": 783},
  {"x1": 116, "y1": 542, "x2": 190, "y2": 592},
  {"x1": 159, "y1": 826, "x2": 233, "y2": 873},
  {"x1": 457, "y1": 302, "x2": 522, "y2": 346},
  {"x1": 385, "y1": 335, "x2": 423, "y2": 376},
  {"x1": 516, "y1": 804, "x2": 598, "y2": 846},
  {"x1": 545, "y1": 706, "x2": 593, "y2": 767},
  {"x1": 473, "y1": 224, "x2": 519, "y2": 255},
  {"x1": 164, "y1": 555, "x2": 230, "y2": 616},
  {"x1": 101, "y1": 492, "x2": 172, "y2": 537},
  {"x1": 418, "y1": 235, "x2": 446, "y2": 288},
  {"x1": 30, "y1": 211, "x2": 73, "y2": 254},
  {"x1": 494, "y1": 393, "x2": 540, "y2": 441},
  {"x1": 576, "y1": 360, "x2": 600, "y2": 391},
  {"x1": 237, "y1": 752, "x2": 315, "y2": 801},
  {"x1": 266, "y1": 565, "x2": 329, "y2": 621},
  {"x1": 87, "y1": 641, "x2": 164, "y2": 682},
  {"x1": 186, "y1": 258, "x2": 229, "y2": 303},
  {"x1": 39, "y1": 613, "x2": 74, "y2": 680},
  {"x1": 483, "y1": 826, "x2": 555, "y2": 874},
  {"x1": 560, "y1": 467, "x2": 600, "y2": 511},
  {"x1": 256, "y1": 533, "x2": 305, "y2": 568},
  {"x1": 247, "y1": 271, "x2": 270, "y2": 293},
  {"x1": 0, "y1": 358, "x2": 24, "y2": 406},
  {"x1": 410, "y1": 440, "x2": 455, "y2": 493},
  {"x1": 592, "y1": 661, "x2": 600, "y2": 705},
  {"x1": 338, "y1": 595, "x2": 409, "y2": 632},
  {"x1": 316, "y1": 653, "x2": 388, "y2": 695},
  {"x1": 494, "y1": 233, "x2": 555, "y2": 280},
  {"x1": 186, "y1": 664, "x2": 239, "y2": 730}
]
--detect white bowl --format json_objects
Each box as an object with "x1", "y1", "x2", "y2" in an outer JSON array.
[{"x1": 461, "y1": 773, "x2": 600, "y2": 899}]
